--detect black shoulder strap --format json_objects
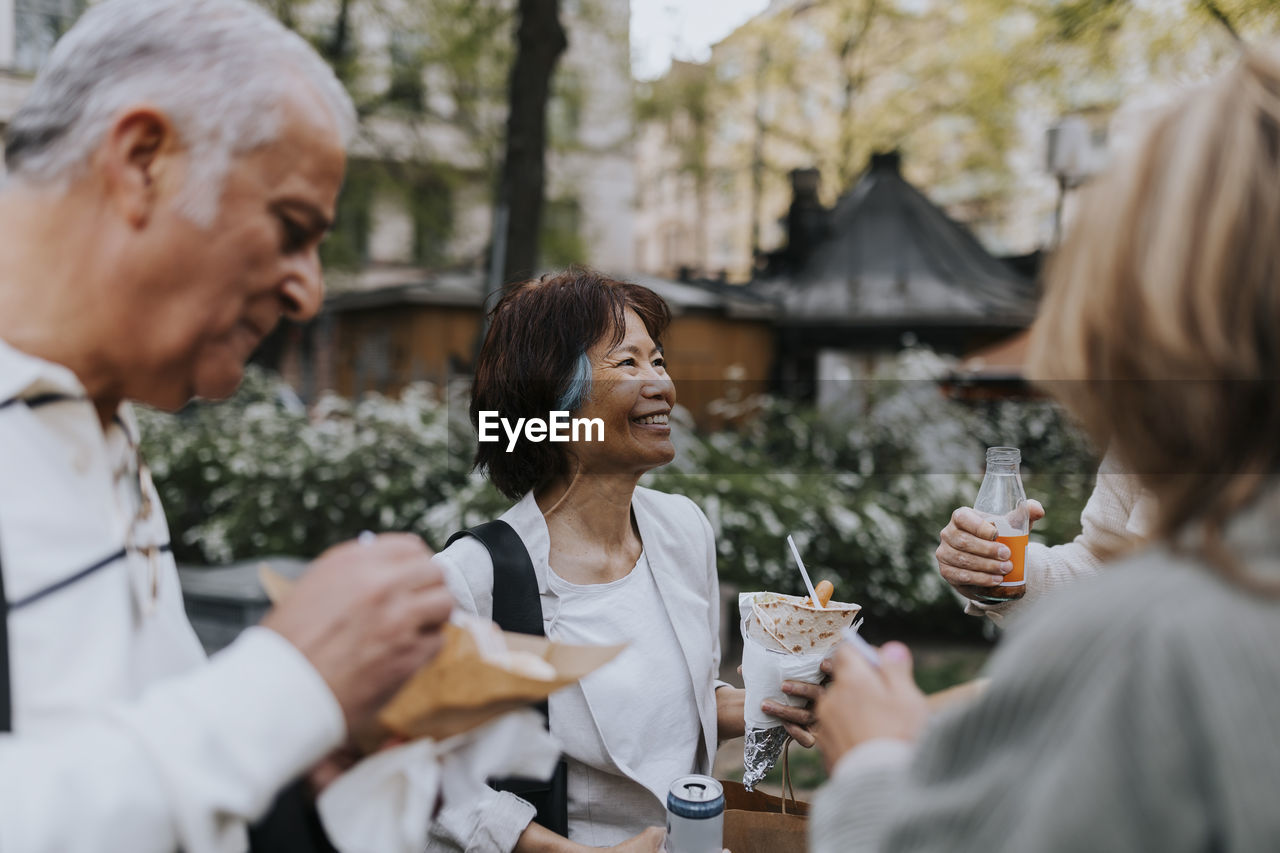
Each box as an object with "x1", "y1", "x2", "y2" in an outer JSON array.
[
  {"x1": 446, "y1": 519, "x2": 569, "y2": 838},
  {"x1": 248, "y1": 779, "x2": 339, "y2": 853},
  {"x1": 446, "y1": 520, "x2": 544, "y2": 637},
  {"x1": 1, "y1": 546, "x2": 11, "y2": 733}
]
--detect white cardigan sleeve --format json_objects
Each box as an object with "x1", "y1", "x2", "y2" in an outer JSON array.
[
  {"x1": 426, "y1": 542, "x2": 538, "y2": 853},
  {"x1": 0, "y1": 626, "x2": 345, "y2": 853}
]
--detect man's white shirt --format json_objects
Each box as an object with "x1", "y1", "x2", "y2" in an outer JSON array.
[{"x1": 0, "y1": 338, "x2": 345, "y2": 853}]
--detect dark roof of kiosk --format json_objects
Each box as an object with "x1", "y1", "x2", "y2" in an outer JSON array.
[{"x1": 764, "y1": 152, "x2": 1038, "y2": 327}]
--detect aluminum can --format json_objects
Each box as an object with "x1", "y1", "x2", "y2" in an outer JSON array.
[{"x1": 665, "y1": 774, "x2": 724, "y2": 853}]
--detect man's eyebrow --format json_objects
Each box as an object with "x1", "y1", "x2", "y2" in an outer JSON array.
[{"x1": 272, "y1": 199, "x2": 333, "y2": 234}]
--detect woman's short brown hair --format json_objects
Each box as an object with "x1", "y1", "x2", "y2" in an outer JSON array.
[
  {"x1": 1027, "y1": 48, "x2": 1280, "y2": 588},
  {"x1": 471, "y1": 267, "x2": 672, "y2": 500}
]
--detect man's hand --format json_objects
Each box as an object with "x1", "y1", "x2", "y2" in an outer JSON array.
[
  {"x1": 762, "y1": 680, "x2": 822, "y2": 748},
  {"x1": 262, "y1": 533, "x2": 453, "y2": 734},
  {"x1": 936, "y1": 501, "x2": 1044, "y2": 599},
  {"x1": 813, "y1": 642, "x2": 928, "y2": 774}
]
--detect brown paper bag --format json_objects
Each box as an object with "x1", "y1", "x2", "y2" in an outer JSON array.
[
  {"x1": 722, "y1": 740, "x2": 809, "y2": 853},
  {"x1": 722, "y1": 781, "x2": 808, "y2": 852},
  {"x1": 258, "y1": 565, "x2": 623, "y2": 749}
]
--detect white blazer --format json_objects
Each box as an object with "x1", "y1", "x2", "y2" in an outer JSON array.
[{"x1": 428, "y1": 486, "x2": 723, "y2": 851}]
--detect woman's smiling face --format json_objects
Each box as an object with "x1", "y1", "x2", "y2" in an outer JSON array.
[{"x1": 570, "y1": 306, "x2": 677, "y2": 477}]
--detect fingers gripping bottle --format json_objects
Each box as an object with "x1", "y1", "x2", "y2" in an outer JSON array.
[{"x1": 973, "y1": 446, "x2": 1028, "y2": 602}]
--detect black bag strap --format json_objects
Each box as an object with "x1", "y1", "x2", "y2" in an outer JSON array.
[
  {"x1": 447, "y1": 520, "x2": 544, "y2": 637},
  {"x1": 247, "y1": 779, "x2": 338, "y2": 853},
  {"x1": 446, "y1": 519, "x2": 569, "y2": 838},
  {"x1": 2, "y1": 546, "x2": 11, "y2": 733}
]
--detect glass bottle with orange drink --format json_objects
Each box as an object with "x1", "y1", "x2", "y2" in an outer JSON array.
[{"x1": 971, "y1": 446, "x2": 1028, "y2": 602}]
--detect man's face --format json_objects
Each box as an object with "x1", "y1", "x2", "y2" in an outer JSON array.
[{"x1": 126, "y1": 88, "x2": 345, "y2": 410}]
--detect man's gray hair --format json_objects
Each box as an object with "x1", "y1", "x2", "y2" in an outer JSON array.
[{"x1": 4, "y1": 0, "x2": 357, "y2": 225}]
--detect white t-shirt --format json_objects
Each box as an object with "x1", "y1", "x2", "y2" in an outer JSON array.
[{"x1": 545, "y1": 551, "x2": 702, "y2": 844}]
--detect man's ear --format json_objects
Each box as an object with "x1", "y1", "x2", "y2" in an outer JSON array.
[{"x1": 100, "y1": 106, "x2": 179, "y2": 229}]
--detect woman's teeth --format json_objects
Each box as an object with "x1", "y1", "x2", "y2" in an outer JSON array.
[{"x1": 634, "y1": 414, "x2": 668, "y2": 425}]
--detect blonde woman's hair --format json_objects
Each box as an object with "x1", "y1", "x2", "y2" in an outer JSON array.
[{"x1": 1027, "y1": 47, "x2": 1280, "y2": 591}]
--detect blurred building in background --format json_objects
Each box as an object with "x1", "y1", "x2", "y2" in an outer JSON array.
[
  {"x1": 628, "y1": 0, "x2": 1259, "y2": 395},
  {"x1": 3, "y1": 0, "x2": 1269, "y2": 405},
  {"x1": 750, "y1": 151, "x2": 1038, "y2": 402},
  {"x1": 631, "y1": 0, "x2": 1252, "y2": 284},
  {"x1": 0, "y1": 0, "x2": 87, "y2": 145},
  {"x1": 273, "y1": 268, "x2": 777, "y2": 429},
  {"x1": 309, "y1": 0, "x2": 636, "y2": 285},
  {"x1": 0, "y1": 0, "x2": 636, "y2": 275}
]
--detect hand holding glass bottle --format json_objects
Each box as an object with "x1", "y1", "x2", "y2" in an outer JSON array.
[
  {"x1": 969, "y1": 447, "x2": 1029, "y2": 602},
  {"x1": 937, "y1": 447, "x2": 1045, "y2": 603}
]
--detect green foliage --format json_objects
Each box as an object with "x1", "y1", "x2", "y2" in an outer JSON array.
[
  {"x1": 648, "y1": 352, "x2": 1097, "y2": 638},
  {"x1": 540, "y1": 196, "x2": 588, "y2": 267},
  {"x1": 262, "y1": 0, "x2": 598, "y2": 271},
  {"x1": 321, "y1": 159, "x2": 378, "y2": 270},
  {"x1": 639, "y1": 0, "x2": 1280, "y2": 268},
  {"x1": 138, "y1": 368, "x2": 483, "y2": 563},
  {"x1": 321, "y1": 159, "x2": 458, "y2": 271},
  {"x1": 140, "y1": 355, "x2": 1098, "y2": 635}
]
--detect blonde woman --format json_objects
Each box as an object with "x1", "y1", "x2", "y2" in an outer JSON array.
[{"x1": 810, "y1": 48, "x2": 1280, "y2": 852}]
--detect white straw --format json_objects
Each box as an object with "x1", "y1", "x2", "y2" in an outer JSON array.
[
  {"x1": 786, "y1": 534, "x2": 824, "y2": 609},
  {"x1": 841, "y1": 622, "x2": 880, "y2": 668}
]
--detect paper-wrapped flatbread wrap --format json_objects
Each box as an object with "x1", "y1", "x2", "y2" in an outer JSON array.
[
  {"x1": 739, "y1": 589, "x2": 862, "y2": 790},
  {"x1": 259, "y1": 564, "x2": 623, "y2": 750},
  {"x1": 752, "y1": 592, "x2": 860, "y2": 654},
  {"x1": 377, "y1": 621, "x2": 622, "y2": 744}
]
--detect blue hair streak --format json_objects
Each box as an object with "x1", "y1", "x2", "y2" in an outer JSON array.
[{"x1": 556, "y1": 351, "x2": 592, "y2": 412}]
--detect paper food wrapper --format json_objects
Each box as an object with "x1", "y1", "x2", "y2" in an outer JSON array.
[
  {"x1": 738, "y1": 591, "x2": 860, "y2": 790},
  {"x1": 259, "y1": 565, "x2": 624, "y2": 749},
  {"x1": 318, "y1": 708, "x2": 559, "y2": 853}
]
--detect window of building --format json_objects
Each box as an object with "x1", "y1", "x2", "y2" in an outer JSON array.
[
  {"x1": 14, "y1": 0, "x2": 87, "y2": 73},
  {"x1": 387, "y1": 31, "x2": 428, "y2": 110},
  {"x1": 548, "y1": 69, "x2": 585, "y2": 146},
  {"x1": 541, "y1": 196, "x2": 586, "y2": 267}
]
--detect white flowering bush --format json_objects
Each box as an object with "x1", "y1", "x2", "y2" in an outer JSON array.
[
  {"x1": 137, "y1": 368, "x2": 488, "y2": 564},
  {"x1": 139, "y1": 358, "x2": 1097, "y2": 632}
]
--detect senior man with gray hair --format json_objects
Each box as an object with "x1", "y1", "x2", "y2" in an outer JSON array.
[{"x1": 0, "y1": 1, "x2": 453, "y2": 852}]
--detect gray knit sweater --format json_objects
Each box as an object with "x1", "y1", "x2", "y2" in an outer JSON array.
[{"x1": 811, "y1": 493, "x2": 1280, "y2": 852}]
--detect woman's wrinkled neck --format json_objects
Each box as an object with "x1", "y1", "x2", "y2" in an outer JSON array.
[{"x1": 536, "y1": 467, "x2": 642, "y2": 550}]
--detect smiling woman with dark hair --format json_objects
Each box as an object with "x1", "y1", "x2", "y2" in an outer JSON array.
[
  {"x1": 428, "y1": 269, "x2": 816, "y2": 853},
  {"x1": 469, "y1": 269, "x2": 674, "y2": 502}
]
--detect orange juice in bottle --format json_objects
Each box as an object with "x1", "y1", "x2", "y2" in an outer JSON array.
[{"x1": 973, "y1": 446, "x2": 1029, "y2": 602}]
